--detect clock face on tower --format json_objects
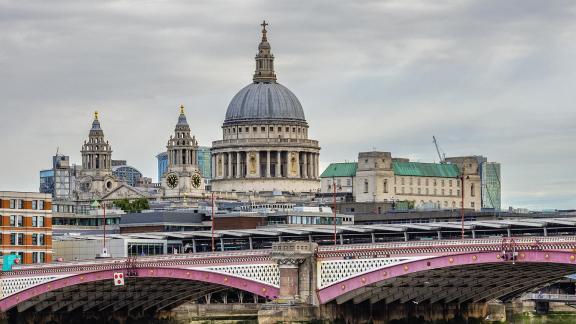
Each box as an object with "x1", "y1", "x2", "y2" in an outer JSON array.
[
  {"x1": 192, "y1": 173, "x2": 201, "y2": 189},
  {"x1": 166, "y1": 173, "x2": 179, "y2": 189}
]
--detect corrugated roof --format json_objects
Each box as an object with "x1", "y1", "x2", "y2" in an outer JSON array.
[
  {"x1": 320, "y1": 163, "x2": 358, "y2": 178},
  {"x1": 392, "y1": 162, "x2": 460, "y2": 178}
]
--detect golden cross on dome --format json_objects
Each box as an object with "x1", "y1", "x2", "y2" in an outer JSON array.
[
  {"x1": 180, "y1": 105, "x2": 185, "y2": 114},
  {"x1": 94, "y1": 110, "x2": 99, "y2": 120},
  {"x1": 261, "y1": 20, "x2": 268, "y2": 30}
]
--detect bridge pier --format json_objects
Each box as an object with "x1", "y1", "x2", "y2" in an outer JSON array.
[{"x1": 259, "y1": 242, "x2": 320, "y2": 323}]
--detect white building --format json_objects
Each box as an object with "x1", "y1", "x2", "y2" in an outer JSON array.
[{"x1": 321, "y1": 152, "x2": 484, "y2": 211}]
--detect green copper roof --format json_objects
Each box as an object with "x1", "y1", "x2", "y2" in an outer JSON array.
[
  {"x1": 320, "y1": 161, "x2": 460, "y2": 178},
  {"x1": 320, "y1": 162, "x2": 358, "y2": 178},
  {"x1": 392, "y1": 162, "x2": 460, "y2": 178}
]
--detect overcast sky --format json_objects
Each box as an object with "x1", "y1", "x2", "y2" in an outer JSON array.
[{"x1": 0, "y1": 0, "x2": 574, "y2": 210}]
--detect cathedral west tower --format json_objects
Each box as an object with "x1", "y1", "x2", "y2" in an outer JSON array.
[
  {"x1": 161, "y1": 105, "x2": 205, "y2": 197},
  {"x1": 75, "y1": 111, "x2": 119, "y2": 200},
  {"x1": 211, "y1": 21, "x2": 321, "y2": 193}
]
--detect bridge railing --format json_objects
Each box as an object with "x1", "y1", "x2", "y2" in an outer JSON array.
[
  {"x1": 522, "y1": 293, "x2": 576, "y2": 302},
  {"x1": 317, "y1": 236, "x2": 576, "y2": 253}
]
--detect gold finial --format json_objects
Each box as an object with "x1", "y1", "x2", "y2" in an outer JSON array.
[
  {"x1": 180, "y1": 105, "x2": 184, "y2": 114},
  {"x1": 94, "y1": 110, "x2": 99, "y2": 120}
]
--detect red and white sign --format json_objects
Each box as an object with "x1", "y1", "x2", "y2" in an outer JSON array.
[{"x1": 114, "y1": 272, "x2": 125, "y2": 286}]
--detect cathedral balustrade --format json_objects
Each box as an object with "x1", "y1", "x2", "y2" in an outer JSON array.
[{"x1": 212, "y1": 137, "x2": 319, "y2": 148}]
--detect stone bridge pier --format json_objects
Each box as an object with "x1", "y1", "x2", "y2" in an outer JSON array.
[{"x1": 259, "y1": 242, "x2": 320, "y2": 323}]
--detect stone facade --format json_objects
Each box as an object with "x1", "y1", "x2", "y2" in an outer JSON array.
[
  {"x1": 161, "y1": 106, "x2": 205, "y2": 198},
  {"x1": 321, "y1": 151, "x2": 483, "y2": 211},
  {"x1": 211, "y1": 22, "x2": 321, "y2": 194},
  {"x1": 74, "y1": 112, "x2": 120, "y2": 201}
]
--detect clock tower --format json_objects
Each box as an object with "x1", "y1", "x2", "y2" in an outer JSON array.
[{"x1": 161, "y1": 105, "x2": 205, "y2": 197}]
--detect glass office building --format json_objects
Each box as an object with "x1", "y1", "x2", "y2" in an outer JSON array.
[
  {"x1": 156, "y1": 152, "x2": 169, "y2": 182},
  {"x1": 197, "y1": 146, "x2": 212, "y2": 180},
  {"x1": 481, "y1": 162, "x2": 501, "y2": 210}
]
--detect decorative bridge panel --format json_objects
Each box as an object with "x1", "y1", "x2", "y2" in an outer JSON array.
[
  {"x1": 0, "y1": 275, "x2": 71, "y2": 299},
  {"x1": 203, "y1": 264, "x2": 280, "y2": 287},
  {"x1": 319, "y1": 257, "x2": 425, "y2": 288}
]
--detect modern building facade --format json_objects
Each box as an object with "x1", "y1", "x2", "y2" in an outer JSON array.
[
  {"x1": 112, "y1": 165, "x2": 143, "y2": 187},
  {"x1": 156, "y1": 152, "x2": 168, "y2": 182},
  {"x1": 197, "y1": 146, "x2": 212, "y2": 180},
  {"x1": 481, "y1": 162, "x2": 501, "y2": 210},
  {"x1": 321, "y1": 152, "x2": 483, "y2": 211},
  {"x1": 210, "y1": 22, "x2": 321, "y2": 193},
  {"x1": 39, "y1": 154, "x2": 81, "y2": 200},
  {"x1": 0, "y1": 191, "x2": 53, "y2": 264}
]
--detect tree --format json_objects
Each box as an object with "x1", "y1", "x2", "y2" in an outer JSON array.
[{"x1": 113, "y1": 198, "x2": 150, "y2": 213}]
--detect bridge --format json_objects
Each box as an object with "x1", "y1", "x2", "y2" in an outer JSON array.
[{"x1": 2, "y1": 236, "x2": 576, "y2": 322}]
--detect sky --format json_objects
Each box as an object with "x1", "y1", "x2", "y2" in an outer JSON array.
[{"x1": 0, "y1": 0, "x2": 574, "y2": 210}]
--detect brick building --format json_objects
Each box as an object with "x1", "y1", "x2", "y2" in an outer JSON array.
[{"x1": 0, "y1": 191, "x2": 53, "y2": 264}]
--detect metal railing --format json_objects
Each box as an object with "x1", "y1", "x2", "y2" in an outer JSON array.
[{"x1": 522, "y1": 293, "x2": 576, "y2": 302}]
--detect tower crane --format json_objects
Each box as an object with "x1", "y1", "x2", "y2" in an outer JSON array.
[{"x1": 432, "y1": 136, "x2": 446, "y2": 164}]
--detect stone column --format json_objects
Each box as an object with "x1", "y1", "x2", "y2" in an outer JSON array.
[
  {"x1": 266, "y1": 150, "x2": 271, "y2": 177},
  {"x1": 314, "y1": 153, "x2": 320, "y2": 179},
  {"x1": 295, "y1": 151, "x2": 300, "y2": 178},
  {"x1": 302, "y1": 153, "x2": 308, "y2": 178},
  {"x1": 211, "y1": 154, "x2": 216, "y2": 179},
  {"x1": 220, "y1": 153, "x2": 226, "y2": 179},
  {"x1": 236, "y1": 151, "x2": 241, "y2": 178},
  {"x1": 227, "y1": 152, "x2": 233, "y2": 179},
  {"x1": 270, "y1": 242, "x2": 318, "y2": 304},
  {"x1": 255, "y1": 151, "x2": 261, "y2": 177},
  {"x1": 276, "y1": 151, "x2": 282, "y2": 177}
]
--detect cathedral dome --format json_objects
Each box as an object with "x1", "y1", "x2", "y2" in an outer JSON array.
[{"x1": 224, "y1": 82, "x2": 306, "y2": 125}]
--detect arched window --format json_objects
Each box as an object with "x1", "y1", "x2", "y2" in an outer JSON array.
[
  {"x1": 364, "y1": 179, "x2": 369, "y2": 193},
  {"x1": 383, "y1": 179, "x2": 388, "y2": 193},
  {"x1": 471, "y1": 183, "x2": 475, "y2": 197}
]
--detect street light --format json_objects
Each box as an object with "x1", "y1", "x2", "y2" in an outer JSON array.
[{"x1": 92, "y1": 200, "x2": 110, "y2": 258}]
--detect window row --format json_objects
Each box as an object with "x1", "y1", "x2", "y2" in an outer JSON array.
[
  {"x1": 395, "y1": 187, "x2": 461, "y2": 196},
  {"x1": 225, "y1": 125, "x2": 307, "y2": 134},
  {"x1": 2, "y1": 215, "x2": 45, "y2": 227},
  {"x1": 395, "y1": 177, "x2": 460, "y2": 187},
  {"x1": 4, "y1": 199, "x2": 46, "y2": 210},
  {"x1": 2, "y1": 233, "x2": 46, "y2": 246}
]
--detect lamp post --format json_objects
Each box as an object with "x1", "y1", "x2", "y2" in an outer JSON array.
[
  {"x1": 92, "y1": 200, "x2": 109, "y2": 257},
  {"x1": 211, "y1": 192, "x2": 215, "y2": 252},
  {"x1": 460, "y1": 175, "x2": 470, "y2": 240},
  {"x1": 333, "y1": 177, "x2": 337, "y2": 245}
]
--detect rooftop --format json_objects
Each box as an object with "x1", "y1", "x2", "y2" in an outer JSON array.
[{"x1": 320, "y1": 161, "x2": 461, "y2": 178}]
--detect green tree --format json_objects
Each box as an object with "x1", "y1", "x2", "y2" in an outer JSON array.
[{"x1": 113, "y1": 198, "x2": 149, "y2": 213}]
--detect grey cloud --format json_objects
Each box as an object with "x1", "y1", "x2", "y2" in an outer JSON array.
[{"x1": 0, "y1": 0, "x2": 575, "y2": 210}]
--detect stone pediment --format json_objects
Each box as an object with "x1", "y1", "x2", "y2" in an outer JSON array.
[{"x1": 100, "y1": 184, "x2": 146, "y2": 200}]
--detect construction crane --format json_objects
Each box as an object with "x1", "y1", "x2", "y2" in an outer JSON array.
[{"x1": 432, "y1": 136, "x2": 446, "y2": 164}]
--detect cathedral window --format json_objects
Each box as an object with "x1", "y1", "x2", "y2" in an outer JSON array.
[
  {"x1": 269, "y1": 127, "x2": 273, "y2": 131},
  {"x1": 245, "y1": 127, "x2": 249, "y2": 132},
  {"x1": 261, "y1": 126, "x2": 266, "y2": 132},
  {"x1": 253, "y1": 127, "x2": 257, "y2": 132},
  {"x1": 239, "y1": 128, "x2": 242, "y2": 133},
  {"x1": 363, "y1": 179, "x2": 369, "y2": 193},
  {"x1": 471, "y1": 183, "x2": 475, "y2": 197},
  {"x1": 285, "y1": 127, "x2": 289, "y2": 132}
]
